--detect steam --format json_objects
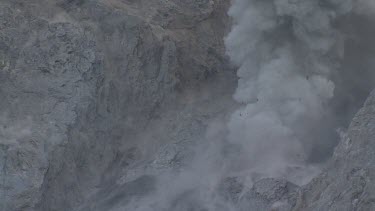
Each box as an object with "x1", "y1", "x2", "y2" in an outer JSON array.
[
  {"x1": 224, "y1": 0, "x2": 352, "y2": 181},
  {"x1": 124, "y1": 0, "x2": 375, "y2": 210},
  {"x1": 222, "y1": 0, "x2": 375, "y2": 182}
]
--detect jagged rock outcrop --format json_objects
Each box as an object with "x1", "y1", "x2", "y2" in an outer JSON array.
[
  {"x1": 238, "y1": 178, "x2": 298, "y2": 211},
  {"x1": 0, "y1": 3, "x2": 100, "y2": 210},
  {"x1": 2, "y1": 0, "x2": 375, "y2": 211},
  {"x1": 0, "y1": 0, "x2": 235, "y2": 210},
  {"x1": 293, "y1": 90, "x2": 375, "y2": 211}
]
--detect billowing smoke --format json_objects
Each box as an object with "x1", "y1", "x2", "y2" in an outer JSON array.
[
  {"x1": 225, "y1": 0, "x2": 375, "y2": 182},
  {"x1": 125, "y1": 0, "x2": 375, "y2": 210},
  {"x1": 224, "y1": 0, "x2": 347, "y2": 181}
]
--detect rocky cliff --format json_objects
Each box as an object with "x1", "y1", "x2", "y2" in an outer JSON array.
[
  {"x1": 0, "y1": 0, "x2": 235, "y2": 210},
  {"x1": 293, "y1": 90, "x2": 375, "y2": 211},
  {"x1": 1, "y1": 0, "x2": 375, "y2": 211}
]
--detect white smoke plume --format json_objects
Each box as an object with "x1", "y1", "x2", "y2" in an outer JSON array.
[
  {"x1": 125, "y1": 0, "x2": 375, "y2": 210},
  {"x1": 225, "y1": 0, "x2": 375, "y2": 182}
]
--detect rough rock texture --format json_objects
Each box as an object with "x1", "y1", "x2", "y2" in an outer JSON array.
[
  {"x1": 0, "y1": 3, "x2": 100, "y2": 210},
  {"x1": 293, "y1": 90, "x2": 375, "y2": 211},
  {"x1": 2, "y1": 0, "x2": 375, "y2": 211},
  {"x1": 237, "y1": 178, "x2": 298, "y2": 211},
  {"x1": 0, "y1": 0, "x2": 235, "y2": 210}
]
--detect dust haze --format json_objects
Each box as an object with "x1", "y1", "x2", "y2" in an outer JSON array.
[{"x1": 124, "y1": 1, "x2": 375, "y2": 210}]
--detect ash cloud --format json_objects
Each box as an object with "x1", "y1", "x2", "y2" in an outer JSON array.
[
  {"x1": 225, "y1": 0, "x2": 375, "y2": 181},
  {"x1": 125, "y1": 0, "x2": 375, "y2": 210}
]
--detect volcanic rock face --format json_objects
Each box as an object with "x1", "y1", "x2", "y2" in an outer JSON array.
[
  {"x1": 294, "y1": 90, "x2": 375, "y2": 211},
  {"x1": 0, "y1": 0, "x2": 235, "y2": 210},
  {"x1": 1, "y1": 0, "x2": 375, "y2": 211}
]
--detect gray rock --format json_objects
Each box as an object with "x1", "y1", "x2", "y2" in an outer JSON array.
[
  {"x1": 224, "y1": 89, "x2": 375, "y2": 211},
  {"x1": 238, "y1": 178, "x2": 298, "y2": 211},
  {"x1": 0, "y1": 0, "x2": 235, "y2": 210},
  {"x1": 3, "y1": 0, "x2": 375, "y2": 211},
  {"x1": 293, "y1": 90, "x2": 375, "y2": 211},
  {"x1": 0, "y1": 1, "x2": 100, "y2": 210}
]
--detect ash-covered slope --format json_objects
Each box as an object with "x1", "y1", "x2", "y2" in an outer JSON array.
[
  {"x1": 1, "y1": 0, "x2": 375, "y2": 211},
  {"x1": 294, "y1": 90, "x2": 375, "y2": 211},
  {"x1": 0, "y1": 0, "x2": 235, "y2": 210}
]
